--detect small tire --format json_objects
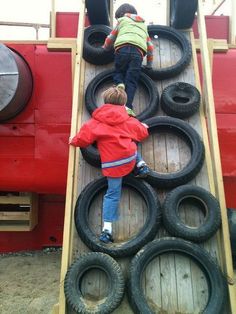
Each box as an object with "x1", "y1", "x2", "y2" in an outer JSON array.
[
  {"x1": 85, "y1": 0, "x2": 110, "y2": 26},
  {"x1": 128, "y1": 238, "x2": 227, "y2": 314},
  {"x1": 74, "y1": 176, "x2": 161, "y2": 258},
  {"x1": 143, "y1": 116, "x2": 205, "y2": 188},
  {"x1": 160, "y1": 82, "x2": 201, "y2": 118},
  {"x1": 64, "y1": 252, "x2": 125, "y2": 314},
  {"x1": 85, "y1": 68, "x2": 159, "y2": 121},
  {"x1": 162, "y1": 185, "x2": 221, "y2": 242},
  {"x1": 142, "y1": 25, "x2": 192, "y2": 80},
  {"x1": 83, "y1": 25, "x2": 114, "y2": 65},
  {"x1": 170, "y1": 0, "x2": 198, "y2": 29}
]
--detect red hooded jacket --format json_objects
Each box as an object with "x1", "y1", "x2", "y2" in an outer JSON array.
[{"x1": 70, "y1": 104, "x2": 149, "y2": 177}]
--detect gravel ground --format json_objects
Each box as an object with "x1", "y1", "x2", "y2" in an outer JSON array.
[{"x1": 0, "y1": 248, "x2": 62, "y2": 314}]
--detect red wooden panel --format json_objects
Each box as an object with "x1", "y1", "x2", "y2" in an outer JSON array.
[
  {"x1": 193, "y1": 15, "x2": 229, "y2": 40},
  {"x1": 56, "y1": 12, "x2": 90, "y2": 38}
]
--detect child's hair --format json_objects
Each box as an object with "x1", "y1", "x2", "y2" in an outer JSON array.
[
  {"x1": 102, "y1": 86, "x2": 127, "y2": 105},
  {"x1": 115, "y1": 3, "x2": 137, "y2": 19}
]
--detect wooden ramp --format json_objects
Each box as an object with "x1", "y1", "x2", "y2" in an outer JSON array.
[{"x1": 53, "y1": 1, "x2": 236, "y2": 313}]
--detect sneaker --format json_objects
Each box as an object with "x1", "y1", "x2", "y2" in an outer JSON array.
[
  {"x1": 133, "y1": 164, "x2": 150, "y2": 178},
  {"x1": 125, "y1": 106, "x2": 136, "y2": 117},
  {"x1": 117, "y1": 83, "x2": 125, "y2": 90},
  {"x1": 99, "y1": 230, "x2": 114, "y2": 244}
]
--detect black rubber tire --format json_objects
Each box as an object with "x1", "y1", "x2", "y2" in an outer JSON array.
[
  {"x1": 227, "y1": 208, "x2": 236, "y2": 265},
  {"x1": 143, "y1": 116, "x2": 205, "y2": 188},
  {"x1": 160, "y1": 82, "x2": 201, "y2": 118},
  {"x1": 128, "y1": 238, "x2": 227, "y2": 314},
  {"x1": 85, "y1": 0, "x2": 110, "y2": 26},
  {"x1": 170, "y1": 0, "x2": 198, "y2": 29},
  {"x1": 74, "y1": 176, "x2": 161, "y2": 258},
  {"x1": 80, "y1": 116, "x2": 205, "y2": 185},
  {"x1": 64, "y1": 252, "x2": 125, "y2": 314},
  {"x1": 142, "y1": 25, "x2": 192, "y2": 80},
  {"x1": 83, "y1": 25, "x2": 114, "y2": 65},
  {"x1": 162, "y1": 185, "x2": 221, "y2": 242},
  {"x1": 85, "y1": 68, "x2": 159, "y2": 120}
]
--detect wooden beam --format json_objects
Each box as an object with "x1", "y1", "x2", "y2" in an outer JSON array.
[
  {"x1": 50, "y1": 0, "x2": 56, "y2": 38},
  {"x1": 229, "y1": 0, "x2": 236, "y2": 44},
  {"x1": 0, "y1": 212, "x2": 30, "y2": 221},
  {"x1": 197, "y1": 1, "x2": 236, "y2": 311},
  {"x1": 47, "y1": 38, "x2": 76, "y2": 51},
  {"x1": 0, "y1": 195, "x2": 31, "y2": 205},
  {"x1": 195, "y1": 39, "x2": 228, "y2": 52},
  {"x1": 0, "y1": 40, "x2": 47, "y2": 44},
  {"x1": 109, "y1": 0, "x2": 114, "y2": 28},
  {"x1": 57, "y1": 0, "x2": 86, "y2": 313},
  {"x1": 0, "y1": 225, "x2": 31, "y2": 232}
]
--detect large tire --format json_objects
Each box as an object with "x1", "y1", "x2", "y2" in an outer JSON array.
[
  {"x1": 64, "y1": 252, "x2": 125, "y2": 314},
  {"x1": 142, "y1": 25, "x2": 192, "y2": 80},
  {"x1": 162, "y1": 185, "x2": 221, "y2": 242},
  {"x1": 85, "y1": 68, "x2": 159, "y2": 120},
  {"x1": 74, "y1": 176, "x2": 161, "y2": 258},
  {"x1": 227, "y1": 208, "x2": 236, "y2": 265},
  {"x1": 170, "y1": 0, "x2": 198, "y2": 29},
  {"x1": 83, "y1": 25, "x2": 114, "y2": 65},
  {"x1": 143, "y1": 116, "x2": 205, "y2": 188},
  {"x1": 160, "y1": 82, "x2": 201, "y2": 119},
  {"x1": 128, "y1": 238, "x2": 227, "y2": 314},
  {"x1": 85, "y1": 0, "x2": 110, "y2": 26}
]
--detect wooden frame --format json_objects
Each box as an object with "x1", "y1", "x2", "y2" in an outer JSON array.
[
  {"x1": 0, "y1": 193, "x2": 38, "y2": 231},
  {"x1": 53, "y1": 1, "x2": 86, "y2": 313},
  {"x1": 197, "y1": 1, "x2": 236, "y2": 311},
  {"x1": 230, "y1": 0, "x2": 236, "y2": 44}
]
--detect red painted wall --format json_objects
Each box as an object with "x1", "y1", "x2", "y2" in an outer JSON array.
[
  {"x1": 0, "y1": 44, "x2": 72, "y2": 195},
  {"x1": 193, "y1": 15, "x2": 229, "y2": 40}
]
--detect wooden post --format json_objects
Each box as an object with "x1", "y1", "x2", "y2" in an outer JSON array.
[
  {"x1": 229, "y1": 0, "x2": 236, "y2": 44},
  {"x1": 50, "y1": 0, "x2": 56, "y2": 38},
  {"x1": 197, "y1": 1, "x2": 236, "y2": 312},
  {"x1": 57, "y1": 0, "x2": 86, "y2": 313},
  {"x1": 109, "y1": 0, "x2": 114, "y2": 28},
  {"x1": 166, "y1": 0, "x2": 170, "y2": 26}
]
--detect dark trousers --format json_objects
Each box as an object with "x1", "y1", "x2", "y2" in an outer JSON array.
[{"x1": 113, "y1": 45, "x2": 143, "y2": 109}]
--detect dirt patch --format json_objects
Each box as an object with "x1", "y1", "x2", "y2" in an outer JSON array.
[{"x1": 0, "y1": 249, "x2": 61, "y2": 314}]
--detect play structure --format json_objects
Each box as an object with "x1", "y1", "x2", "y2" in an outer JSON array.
[{"x1": 1, "y1": 0, "x2": 236, "y2": 313}]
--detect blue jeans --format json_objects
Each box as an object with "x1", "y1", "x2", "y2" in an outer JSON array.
[
  {"x1": 113, "y1": 45, "x2": 143, "y2": 109},
  {"x1": 102, "y1": 152, "x2": 144, "y2": 222}
]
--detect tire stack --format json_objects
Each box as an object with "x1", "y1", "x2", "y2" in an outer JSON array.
[{"x1": 64, "y1": 2, "x2": 228, "y2": 313}]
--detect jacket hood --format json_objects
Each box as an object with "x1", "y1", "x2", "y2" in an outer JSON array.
[
  {"x1": 92, "y1": 104, "x2": 129, "y2": 125},
  {"x1": 124, "y1": 13, "x2": 145, "y2": 23}
]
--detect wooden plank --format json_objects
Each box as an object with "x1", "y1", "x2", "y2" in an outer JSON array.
[
  {"x1": 50, "y1": 0, "x2": 56, "y2": 38},
  {"x1": 0, "y1": 212, "x2": 30, "y2": 220},
  {"x1": 0, "y1": 195, "x2": 31, "y2": 205},
  {"x1": 57, "y1": 0, "x2": 86, "y2": 313},
  {"x1": 52, "y1": 303, "x2": 59, "y2": 314},
  {"x1": 0, "y1": 40, "x2": 47, "y2": 44},
  {"x1": 47, "y1": 38, "x2": 76, "y2": 51},
  {"x1": 197, "y1": 1, "x2": 236, "y2": 312},
  {"x1": 229, "y1": 0, "x2": 236, "y2": 45},
  {"x1": 195, "y1": 39, "x2": 228, "y2": 52},
  {"x1": 0, "y1": 225, "x2": 31, "y2": 231}
]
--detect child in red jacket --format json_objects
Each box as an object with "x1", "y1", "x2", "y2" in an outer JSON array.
[{"x1": 69, "y1": 86, "x2": 150, "y2": 243}]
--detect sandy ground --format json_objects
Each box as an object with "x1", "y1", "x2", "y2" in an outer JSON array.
[{"x1": 0, "y1": 248, "x2": 62, "y2": 314}]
